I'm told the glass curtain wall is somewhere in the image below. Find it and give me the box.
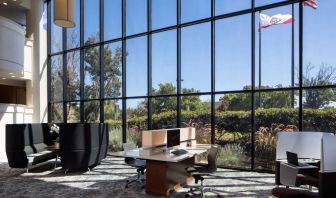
[48,0,336,171]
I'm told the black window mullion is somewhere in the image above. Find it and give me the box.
[100,0,105,123]
[147,0,152,130]
[80,0,85,123]
[299,1,303,130]
[177,0,181,127]
[63,28,67,123]
[251,0,256,171]
[210,0,215,144]
[122,0,127,143]
[47,0,52,123]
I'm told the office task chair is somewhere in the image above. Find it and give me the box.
[185,145,220,198]
[122,143,146,188]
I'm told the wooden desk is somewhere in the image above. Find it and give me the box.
[111,144,210,196]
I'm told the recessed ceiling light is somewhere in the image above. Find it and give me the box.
[11,76,16,78]
[9,72,14,75]
[3,2,8,5]
[1,78,6,80]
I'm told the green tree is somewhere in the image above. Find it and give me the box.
[218,85,294,111]
[302,63,336,108]
[83,36,123,122]
[151,83,177,114]
[134,83,205,115]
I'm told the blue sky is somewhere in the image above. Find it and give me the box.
[51,0,336,108]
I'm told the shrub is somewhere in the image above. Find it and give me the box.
[218,143,246,167]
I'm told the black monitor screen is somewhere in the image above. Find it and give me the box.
[167,129,180,148]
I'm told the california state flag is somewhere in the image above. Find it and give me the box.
[260,13,293,28]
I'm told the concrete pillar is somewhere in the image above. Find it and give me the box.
[26,0,48,123]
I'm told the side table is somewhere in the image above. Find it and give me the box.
[46,145,60,169]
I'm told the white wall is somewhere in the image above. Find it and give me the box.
[0,104,33,162]
[0,0,47,162]
[0,16,25,74]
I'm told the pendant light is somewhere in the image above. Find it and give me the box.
[54,0,75,28]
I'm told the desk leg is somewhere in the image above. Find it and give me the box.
[146,157,195,196]
[146,160,168,196]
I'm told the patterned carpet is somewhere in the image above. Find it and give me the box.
[0,157,275,198]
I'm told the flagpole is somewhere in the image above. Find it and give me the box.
[291,4,295,108]
[258,11,262,108]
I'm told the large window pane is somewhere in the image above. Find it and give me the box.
[216,14,251,91]
[127,99,148,147]
[84,46,100,99]
[51,55,63,102]
[216,0,251,15]
[51,1,62,53]
[84,0,100,44]
[104,0,122,41]
[104,42,122,98]
[67,51,80,100]
[255,0,284,7]
[152,97,177,129]
[67,0,80,49]
[181,95,211,144]
[181,0,211,23]
[303,1,336,87]
[152,30,177,95]
[67,102,80,123]
[254,90,299,171]
[126,36,147,97]
[152,0,176,30]
[51,103,63,123]
[256,6,295,89]
[182,23,211,93]
[105,100,123,152]
[215,93,251,169]
[84,101,100,122]
[126,0,147,36]
[303,88,336,132]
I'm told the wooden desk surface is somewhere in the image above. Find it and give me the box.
[110,144,211,163]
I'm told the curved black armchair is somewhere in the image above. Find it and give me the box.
[6,123,56,171]
[58,123,109,171]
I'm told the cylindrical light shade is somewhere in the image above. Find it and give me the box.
[54,0,75,28]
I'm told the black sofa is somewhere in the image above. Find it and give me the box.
[6,124,57,170]
[58,123,109,171]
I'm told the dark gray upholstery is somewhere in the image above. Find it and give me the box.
[6,124,56,168]
[58,123,109,170]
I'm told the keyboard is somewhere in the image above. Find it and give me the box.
[171,149,188,156]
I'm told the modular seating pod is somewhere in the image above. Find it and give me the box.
[58,123,109,171]
[6,123,56,169]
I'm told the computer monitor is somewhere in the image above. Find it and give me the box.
[167,129,180,148]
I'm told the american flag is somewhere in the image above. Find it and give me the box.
[303,0,318,9]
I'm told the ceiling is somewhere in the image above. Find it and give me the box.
[0,0,30,10]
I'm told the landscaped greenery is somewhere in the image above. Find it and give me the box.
[106,107,336,169]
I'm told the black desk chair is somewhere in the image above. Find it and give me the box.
[185,145,220,198]
[122,143,146,188]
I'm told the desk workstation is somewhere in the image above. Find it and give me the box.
[273,132,336,198]
[110,127,213,196]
